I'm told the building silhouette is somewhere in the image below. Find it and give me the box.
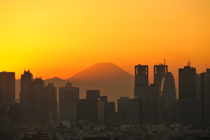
[43,83,57,123]
[134,64,148,88]
[154,64,168,87]
[59,82,79,125]
[31,78,45,123]
[136,86,161,124]
[199,69,210,127]
[118,97,143,124]
[160,72,176,123]
[19,70,33,124]
[179,64,196,99]
[0,72,15,103]
[134,64,161,124]
[204,73,210,126]
[118,97,130,115]
[78,98,104,124]
[177,63,200,126]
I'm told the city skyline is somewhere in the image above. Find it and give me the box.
[1,62,209,87]
[1,0,210,139]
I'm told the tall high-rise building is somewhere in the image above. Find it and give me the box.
[134,64,148,87]
[179,64,196,99]
[20,70,33,124]
[154,64,168,87]
[0,72,15,103]
[43,83,57,123]
[200,69,210,125]
[134,64,148,99]
[59,82,79,125]
[204,73,210,125]
[31,78,45,123]
[177,63,199,126]
[160,72,176,123]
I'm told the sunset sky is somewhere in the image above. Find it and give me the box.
[0,0,210,86]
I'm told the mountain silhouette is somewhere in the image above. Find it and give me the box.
[66,62,134,102]
[15,63,134,105]
[45,77,67,87]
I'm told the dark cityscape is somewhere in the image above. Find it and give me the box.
[1,0,210,140]
[0,62,210,140]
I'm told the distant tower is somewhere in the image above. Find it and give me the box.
[0,72,15,103]
[154,64,168,87]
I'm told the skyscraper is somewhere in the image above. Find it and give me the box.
[20,70,33,124]
[59,82,79,125]
[200,69,210,126]
[179,64,196,99]
[43,83,57,123]
[0,72,15,103]
[135,86,161,124]
[177,63,199,126]
[160,72,176,123]
[204,73,210,125]
[31,78,45,123]
[154,64,168,87]
[134,64,148,99]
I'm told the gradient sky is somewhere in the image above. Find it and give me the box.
[0,0,210,86]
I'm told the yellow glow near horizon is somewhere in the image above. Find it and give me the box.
[0,0,210,86]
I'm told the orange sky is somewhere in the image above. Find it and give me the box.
[0,0,210,86]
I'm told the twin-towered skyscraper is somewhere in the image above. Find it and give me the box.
[134,63,176,124]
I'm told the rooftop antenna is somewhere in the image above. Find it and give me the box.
[187,59,191,67]
[164,59,166,65]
